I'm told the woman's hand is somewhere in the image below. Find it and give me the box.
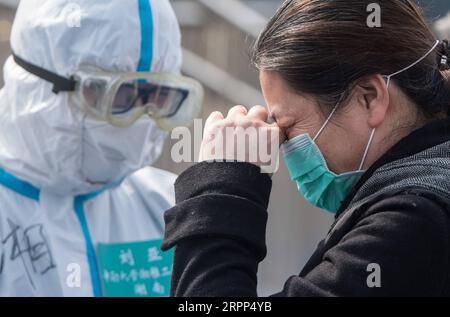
[199,105,284,173]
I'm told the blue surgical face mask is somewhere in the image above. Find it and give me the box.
[281,40,440,213]
[281,107,376,213]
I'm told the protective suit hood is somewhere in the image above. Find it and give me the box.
[0,0,182,195]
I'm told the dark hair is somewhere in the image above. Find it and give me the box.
[252,0,450,118]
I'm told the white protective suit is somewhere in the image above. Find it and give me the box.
[0,0,181,296]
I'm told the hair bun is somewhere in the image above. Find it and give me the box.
[438,39,450,70]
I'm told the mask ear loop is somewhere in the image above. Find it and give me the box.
[358,128,376,171]
[313,103,339,142]
[359,40,439,170]
[313,93,346,142]
[385,76,391,88]
[383,40,440,88]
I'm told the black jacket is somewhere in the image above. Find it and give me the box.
[162,118,450,297]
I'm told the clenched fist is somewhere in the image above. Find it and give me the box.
[199,105,284,174]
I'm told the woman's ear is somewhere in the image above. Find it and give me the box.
[354,74,390,128]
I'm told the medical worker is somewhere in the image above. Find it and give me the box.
[0,0,202,296]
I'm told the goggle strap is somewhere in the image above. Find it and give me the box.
[12,52,77,94]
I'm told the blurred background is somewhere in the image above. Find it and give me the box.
[0,0,450,295]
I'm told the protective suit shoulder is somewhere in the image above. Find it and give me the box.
[124,166,177,208]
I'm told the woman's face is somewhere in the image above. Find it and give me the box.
[260,71,387,174]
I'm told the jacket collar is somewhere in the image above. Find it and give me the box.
[336,117,450,218]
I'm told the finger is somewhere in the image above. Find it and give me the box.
[205,111,224,129]
[247,105,269,122]
[227,105,248,120]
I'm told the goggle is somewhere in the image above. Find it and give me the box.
[12,53,204,129]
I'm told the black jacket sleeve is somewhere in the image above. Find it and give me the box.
[161,162,450,297]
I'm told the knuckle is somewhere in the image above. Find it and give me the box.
[211,110,221,116]
[229,105,247,114]
[252,105,267,113]
[239,116,259,127]
[208,111,223,120]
